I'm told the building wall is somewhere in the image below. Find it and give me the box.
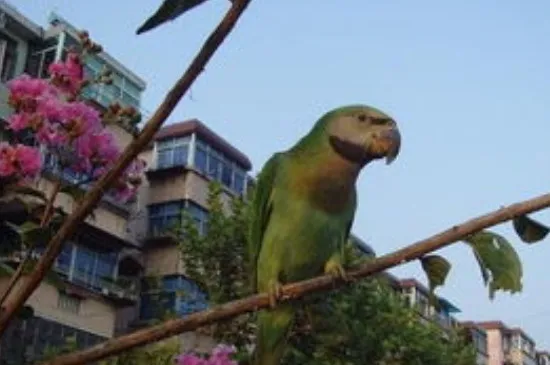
[486,329,504,365]
[0,276,116,337]
[143,244,184,277]
[35,177,131,242]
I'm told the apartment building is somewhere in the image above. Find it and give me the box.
[0,2,256,360]
[0,2,148,362]
[537,351,550,365]
[134,118,253,351]
[476,320,541,365]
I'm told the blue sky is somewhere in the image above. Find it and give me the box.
[15,0,550,349]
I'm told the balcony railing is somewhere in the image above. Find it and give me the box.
[1,250,139,302]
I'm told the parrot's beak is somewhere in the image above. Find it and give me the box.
[367,124,401,165]
[384,126,401,165]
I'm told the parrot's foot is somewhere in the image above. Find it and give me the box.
[324,260,352,283]
[267,280,283,308]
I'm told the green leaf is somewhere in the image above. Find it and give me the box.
[420,254,451,298]
[0,262,15,277]
[464,231,523,299]
[4,221,52,248]
[512,214,549,244]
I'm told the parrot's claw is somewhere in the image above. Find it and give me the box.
[324,261,352,283]
[267,280,283,308]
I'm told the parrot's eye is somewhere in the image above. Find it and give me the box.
[357,114,367,122]
[371,117,389,125]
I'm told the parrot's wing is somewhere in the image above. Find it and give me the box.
[248,152,283,292]
[136,0,209,35]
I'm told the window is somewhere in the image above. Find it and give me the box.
[72,245,117,290]
[0,33,17,82]
[195,142,208,172]
[148,200,209,237]
[233,168,246,194]
[149,201,184,236]
[139,275,208,321]
[207,150,222,179]
[186,201,209,236]
[156,137,190,169]
[57,292,81,314]
[55,244,73,276]
[192,138,248,195]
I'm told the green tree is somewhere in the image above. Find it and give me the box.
[176,182,477,365]
[177,181,254,350]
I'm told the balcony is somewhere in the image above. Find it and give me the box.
[1,248,139,305]
[42,153,136,216]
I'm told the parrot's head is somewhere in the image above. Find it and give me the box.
[323,104,401,166]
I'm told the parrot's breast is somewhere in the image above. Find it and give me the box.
[260,190,353,284]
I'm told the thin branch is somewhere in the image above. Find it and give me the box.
[0,0,253,335]
[41,192,550,365]
[0,179,62,306]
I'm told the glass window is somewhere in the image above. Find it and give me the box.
[149,201,184,236]
[221,159,233,187]
[194,143,208,173]
[95,251,117,283]
[122,91,139,108]
[0,33,17,82]
[186,201,209,236]
[207,152,221,180]
[55,244,73,276]
[156,137,190,169]
[124,80,142,99]
[233,168,245,194]
[85,55,104,73]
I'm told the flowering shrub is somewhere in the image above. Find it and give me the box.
[1,31,145,202]
[176,344,239,365]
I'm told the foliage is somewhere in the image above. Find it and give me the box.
[177,182,254,350]
[284,278,476,365]
[175,181,477,365]
[98,338,181,365]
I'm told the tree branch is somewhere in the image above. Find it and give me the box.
[0,0,253,335]
[41,192,550,365]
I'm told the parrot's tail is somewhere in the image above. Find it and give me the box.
[252,304,295,365]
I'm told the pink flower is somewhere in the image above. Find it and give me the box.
[7,113,32,131]
[176,353,207,365]
[7,74,57,112]
[60,101,101,139]
[16,144,42,176]
[0,143,41,179]
[48,52,84,96]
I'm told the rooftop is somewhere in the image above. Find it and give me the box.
[154,119,252,171]
[476,321,536,345]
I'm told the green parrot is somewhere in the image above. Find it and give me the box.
[136,0,233,35]
[248,104,401,365]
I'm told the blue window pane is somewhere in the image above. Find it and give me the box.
[157,150,171,169]
[173,145,188,166]
[96,252,116,282]
[221,161,233,187]
[73,246,96,287]
[207,154,221,180]
[233,170,245,194]
[56,244,72,275]
[194,146,207,173]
